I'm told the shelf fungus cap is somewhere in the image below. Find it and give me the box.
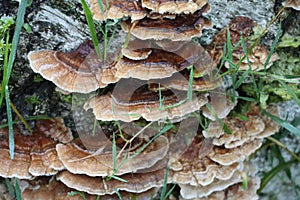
[28,40,120,93]
[90,0,146,21]
[121,4,211,41]
[179,168,244,199]
[141,0,209,14]
[117,41,212,80]
[35,118,73,143]
[148,70,221,92]
[224,44,279,71]
[169,136,242,187]
[204,104,280,148]
[84,80,208,122]
[57,168,169,195]
[283,0,300,10]
[202,90,238,121]
[121,38,152,60]
[0,120,68,179]
[207,139,262,166]
[56,135,169,176]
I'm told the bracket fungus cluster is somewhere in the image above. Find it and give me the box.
[18,0,282,199]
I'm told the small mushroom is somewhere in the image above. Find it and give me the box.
[141,0,209,14]
[283,0,300,10]
[90,0,146,21]
[56,135,169,176]
[121,4,211,41]
[56,168,169,195]
[28,40,120,93]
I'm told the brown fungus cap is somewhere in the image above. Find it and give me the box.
[283,0,300,10]
[148,69,221,92]
[224,44,279,71]
[117,41,212,80]
[22,178,158,200]
[28,40,120,93]
[207,139,262,166]
[179,174,260,200]
[203,104,280,148]
[84,81,208,122]
[141,0,209,14]
[178,167,244,199]
[56,168,169,195]
[0,119,70,179]
[121,4,211,41]
[35,118,73,143]
[56,135,169,176]
[169,136,243,187]
[90,0,146,21]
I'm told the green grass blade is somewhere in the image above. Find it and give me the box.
[0,0,27,106]
[160,166,169,200]
[15,179,22,200]
[115,190,124,200]
[263,25,281,70]
[187,66,193,101]
[111,175,128,183]
[5,86,14,159]
[97,0,105,14]
[258,160,296,193]
[112,131,117,171]
[68,191,87,200]
[277,80,300,107]
[80,0,102,59]
[262,110,300,137]
[5,178,15,198]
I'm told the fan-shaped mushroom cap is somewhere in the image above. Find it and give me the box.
[0,119,71,179]
[90,0,146,21]
[213,16,257,48]
[121,38,152,60]
[179,168,244,199]
[148,69,221,92]
[179,175,260,200]
[283,0,300,10]
[22,178,96,200]
[22,178,158,200]
[57,168,169,195]
[141,0,208,14]
[84,81,208,122]
[169,136,243,186]
[56,135,169,176]
[35,118,73,143]
[224,44,279,71]
[121,4,211,41]
[207,139,262,166]
[202,90,238,121]
[203,104,280,148]
[117,41,212,80]
[28,40,120,93]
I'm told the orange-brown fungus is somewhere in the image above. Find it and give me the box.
[121,4,211,41]
[28,40,120,93]
[0,118,71,179]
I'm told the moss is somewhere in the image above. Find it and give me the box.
[241,46,300,105]
[277,34,300,48]
[0,15,15,61]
